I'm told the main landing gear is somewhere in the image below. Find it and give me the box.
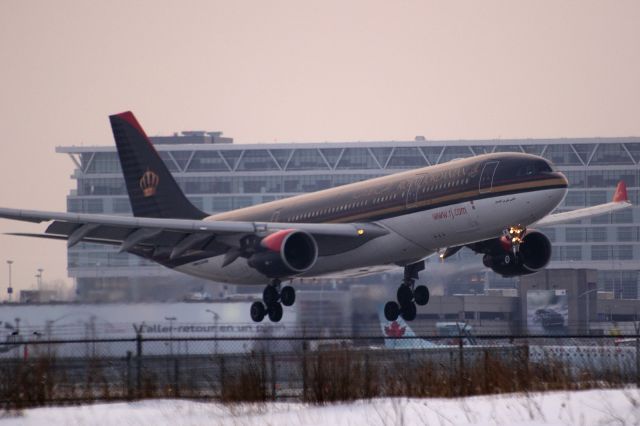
[384,261,430,322]
[250,279,296,323]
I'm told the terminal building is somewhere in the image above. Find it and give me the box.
[57,133,640,326]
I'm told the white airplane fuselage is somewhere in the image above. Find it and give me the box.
[175,153,568,285]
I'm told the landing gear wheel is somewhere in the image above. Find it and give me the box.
[267,303,283,322]
[414,285,429,306]
[263,286,279,305]
[384,301,400,322]
[250,302,266,322]
[397,285,413,306]
[401,302,417,321]
[280,286,296,306]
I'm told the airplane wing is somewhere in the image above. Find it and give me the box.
[0,207,389,259]
[533,180,632,227]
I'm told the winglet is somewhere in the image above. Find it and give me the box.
[613,181,628,203]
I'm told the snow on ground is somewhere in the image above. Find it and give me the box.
[1,389,640,426]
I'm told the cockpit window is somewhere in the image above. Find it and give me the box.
[537,160,553,172]
[516,160,553,177]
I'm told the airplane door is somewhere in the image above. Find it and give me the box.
[271,209,281,222]
[478,161,499,194]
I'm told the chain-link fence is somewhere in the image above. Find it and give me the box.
[0,334,639,408]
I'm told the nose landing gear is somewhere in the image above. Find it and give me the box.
[506,225,526,255]
[384,261,430,322]
[250,279,296,323]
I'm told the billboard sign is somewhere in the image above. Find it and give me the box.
[526,289,568,335]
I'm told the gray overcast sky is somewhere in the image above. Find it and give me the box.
[1,1,639,294]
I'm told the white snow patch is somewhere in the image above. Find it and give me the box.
[1,389,640,426]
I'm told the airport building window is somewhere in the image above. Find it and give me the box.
[336,148,379,169]
[586,227,608,242]
[587,191,607,205]
[287,149,329,170]
[493,145,523,153]
[387,147,427,169]
[187,151,229,172]
[421,147,444,164]
[564,170,586,188]
[591,213,610,225]
[113,198,132,214]
[370,147,393,167]
[157,152,179,172]
[85,152,122,174]
[565,246,583,261]
[479,312,506,320]
[440,146,473,163]
[591,245,610,261]
[169,151,192,170]
[590,143,634,165]
[80,178,127,196]
[564,191,585,207]
[236,150,280,171]
[543,144,582,165]
[319,148,343,168]
[566,228,585,242]
[613,209,633,224]
[572,143,597,163]
[613,245,634,260]
[624,143,640,163]
[617,227,639,242]
[521,145,545,155]
[587,169,637,188]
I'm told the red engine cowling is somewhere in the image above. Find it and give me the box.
[248,229,318,278]
[480,230,552,277]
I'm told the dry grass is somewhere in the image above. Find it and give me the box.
[0,343,635,408]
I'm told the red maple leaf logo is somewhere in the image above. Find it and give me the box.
[384,321,406,338]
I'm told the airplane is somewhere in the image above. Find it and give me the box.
[0,112,632,324]
[378,305,477,349]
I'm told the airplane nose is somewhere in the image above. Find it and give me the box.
[557,172,569,188]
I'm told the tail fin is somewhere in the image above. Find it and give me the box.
[377,305,435,349]
[109,111,206,219]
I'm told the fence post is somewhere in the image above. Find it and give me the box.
[458,336,465,396]
[448,349,454,396]
[174,358,180,397]
[636,327,640,388]
[136,333,143,397]
[302,340,308,401]
[126,351,132,400]
[483,350,489,393]
[270,354,276,401]
[219,355,225,400]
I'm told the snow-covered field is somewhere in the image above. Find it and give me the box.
[1,389,639,425]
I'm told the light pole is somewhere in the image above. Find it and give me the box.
[165,316,177,356]
[6,260,13,303]
[206,309,220,354]
[578,288,599,335]
[36,268,43,292]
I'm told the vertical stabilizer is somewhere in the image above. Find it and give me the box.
[109,111,207,219]
[377,305,435,349]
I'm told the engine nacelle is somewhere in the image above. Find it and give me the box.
[248,229,318,278]
[481,230,552,277]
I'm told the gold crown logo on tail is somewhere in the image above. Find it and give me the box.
[140,169,159,197]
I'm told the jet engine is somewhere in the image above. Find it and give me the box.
[475,230,552,277]
[248,229,318,278]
